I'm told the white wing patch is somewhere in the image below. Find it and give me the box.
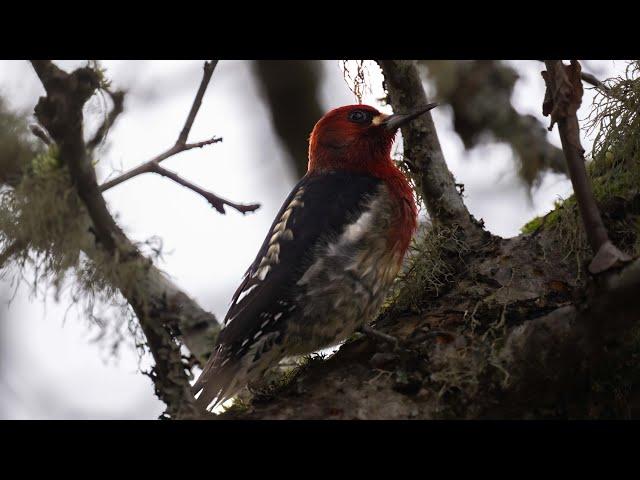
[235,283,258,304]
[224,187,304,328]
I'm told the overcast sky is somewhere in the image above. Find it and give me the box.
[0,60,626,419]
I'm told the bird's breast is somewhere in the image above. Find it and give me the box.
[288,184,411,351]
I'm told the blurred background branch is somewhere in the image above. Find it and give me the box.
[252,60,324,177]
[420,60,568,186]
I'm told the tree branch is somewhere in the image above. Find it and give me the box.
[581,70,610,93]
[30,59,221,418]
[542,60,631,274]
[99,60,220,192]
[148,162,260,214]
[377,60,485,243]
[498,256,640,404]
[99,136,222,191]
[87,89,125,151]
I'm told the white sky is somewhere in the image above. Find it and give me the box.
[0,60,626,418]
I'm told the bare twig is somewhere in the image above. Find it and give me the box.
[99,135,222,191]
[148,162,260,214]
[99,60,220,191]
[542,60,631,274]
[97,60,259,215]
[178,61,218,144]
[581,71,610,93]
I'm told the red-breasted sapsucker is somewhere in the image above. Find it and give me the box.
[193,103,438,410]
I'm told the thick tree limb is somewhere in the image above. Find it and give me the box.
[542,60,631,274]
[377,60,485,242]
[30,60,220,418]
[499,256,640,404]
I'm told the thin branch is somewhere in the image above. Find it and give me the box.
[542,60,631,274]
[581,71,610,93]
[148,162,260,214]
[178,60,218,144]
[100,61,219,192]
[87,89,125,151]
[99,136,222,191]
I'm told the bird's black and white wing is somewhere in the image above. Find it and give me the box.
[192,170,382,408]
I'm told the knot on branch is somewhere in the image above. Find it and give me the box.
[33,63,101,142]
[542,60,583,131]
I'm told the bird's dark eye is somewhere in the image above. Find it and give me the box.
[348,110,371,124]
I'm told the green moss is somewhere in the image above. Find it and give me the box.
[30,145,61,176]
[384,223,468,315]
[246,352,327,403]
[520,216,543,235]
[0,159,158,354]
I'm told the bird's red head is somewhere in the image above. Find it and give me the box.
[307,104,437,176]
[308,105,393,174]
[307,103,437,254]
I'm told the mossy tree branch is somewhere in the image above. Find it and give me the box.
[30,60,220,419]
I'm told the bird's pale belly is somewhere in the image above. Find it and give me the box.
[286,189,404,353]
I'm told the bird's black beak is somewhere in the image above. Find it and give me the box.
[382,102,439,130]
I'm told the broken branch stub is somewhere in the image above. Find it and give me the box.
[542,60,631,274]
